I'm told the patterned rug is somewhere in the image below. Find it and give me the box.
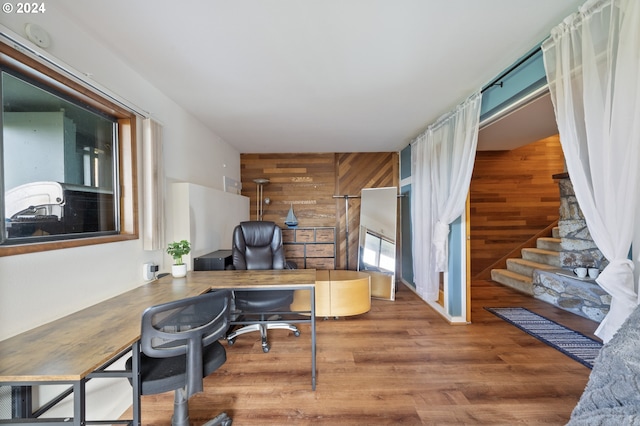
[485,307,603,369]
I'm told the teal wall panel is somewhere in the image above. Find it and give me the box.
[480,47,547,122]
[400,183,414,286]
[400,145,412,180]
[447,216,463,317]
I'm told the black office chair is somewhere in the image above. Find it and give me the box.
[226,221,300,353]
[127,290,233,426]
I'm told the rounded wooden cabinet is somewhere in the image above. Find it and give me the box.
[291,270,371,317]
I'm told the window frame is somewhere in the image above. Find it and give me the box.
[0,43,138,256]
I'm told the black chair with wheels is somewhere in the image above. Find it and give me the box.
[226,220,300,353]
[127,290,233,426]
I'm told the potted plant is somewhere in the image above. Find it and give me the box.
[167,240,191,278]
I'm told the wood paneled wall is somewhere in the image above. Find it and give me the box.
[241,154,336,228]
[469,135,565,277]
[335,153,399,269]
[240,152,398,270]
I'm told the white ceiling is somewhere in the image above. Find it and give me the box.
[477,90,559,151]
[56,0,583,154]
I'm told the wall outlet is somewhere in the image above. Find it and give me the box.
[142,262,158,281]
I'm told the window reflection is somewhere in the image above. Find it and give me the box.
[361,229,395,273]
[2,70,119,242]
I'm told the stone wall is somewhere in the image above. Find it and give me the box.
[531,173,610,323]
[557,175,607,270]
[533,270,610,322]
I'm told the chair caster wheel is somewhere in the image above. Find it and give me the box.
[262,345,270,353]
[203,412,233,426]
[293,330,301,337]
[227,338,235,346]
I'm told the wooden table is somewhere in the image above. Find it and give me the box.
[0,269,316,425]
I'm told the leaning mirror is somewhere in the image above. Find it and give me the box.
[358,187,397,300]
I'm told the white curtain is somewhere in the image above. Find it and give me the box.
[542,0,640,342]
[411,92,482,301]
[142,118,165,251]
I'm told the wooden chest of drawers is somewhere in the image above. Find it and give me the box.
[282,227,336,269]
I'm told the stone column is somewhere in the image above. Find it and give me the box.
[555,173,606,270]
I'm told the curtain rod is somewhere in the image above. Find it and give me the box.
[481,46,542,94]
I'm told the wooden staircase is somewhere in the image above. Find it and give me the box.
[490,227,561,295]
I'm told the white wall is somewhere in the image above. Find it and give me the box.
[170,182,250,267]
[0,9,242,420]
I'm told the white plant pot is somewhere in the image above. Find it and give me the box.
[171,264,187,278]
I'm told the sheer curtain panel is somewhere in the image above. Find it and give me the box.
[411,92,482,301]
[142,118,165,251]
[542,0,640,342]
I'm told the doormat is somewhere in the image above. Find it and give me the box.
[485,307,603,369]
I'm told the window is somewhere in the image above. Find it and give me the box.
[0,43,138,255]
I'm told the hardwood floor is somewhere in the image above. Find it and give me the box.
[122,279,599,425]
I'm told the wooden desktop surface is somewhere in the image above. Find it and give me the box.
[0,269,316,382]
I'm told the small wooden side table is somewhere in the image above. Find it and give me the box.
[292,270,371,317]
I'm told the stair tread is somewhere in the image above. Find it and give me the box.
[491,269,533,283]
[506,258,557,270]
[538,237,561,243]
[522,247,559,255]
[536,236,562,252]
[491,269,535,295]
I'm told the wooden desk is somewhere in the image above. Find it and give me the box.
[0,269,316,425]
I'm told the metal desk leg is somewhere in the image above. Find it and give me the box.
[132,342,141,425]
[11,386,31,418]
[73,380,85,426]
[310,287,316,390]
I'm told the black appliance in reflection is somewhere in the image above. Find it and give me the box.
[5,181,115,238]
